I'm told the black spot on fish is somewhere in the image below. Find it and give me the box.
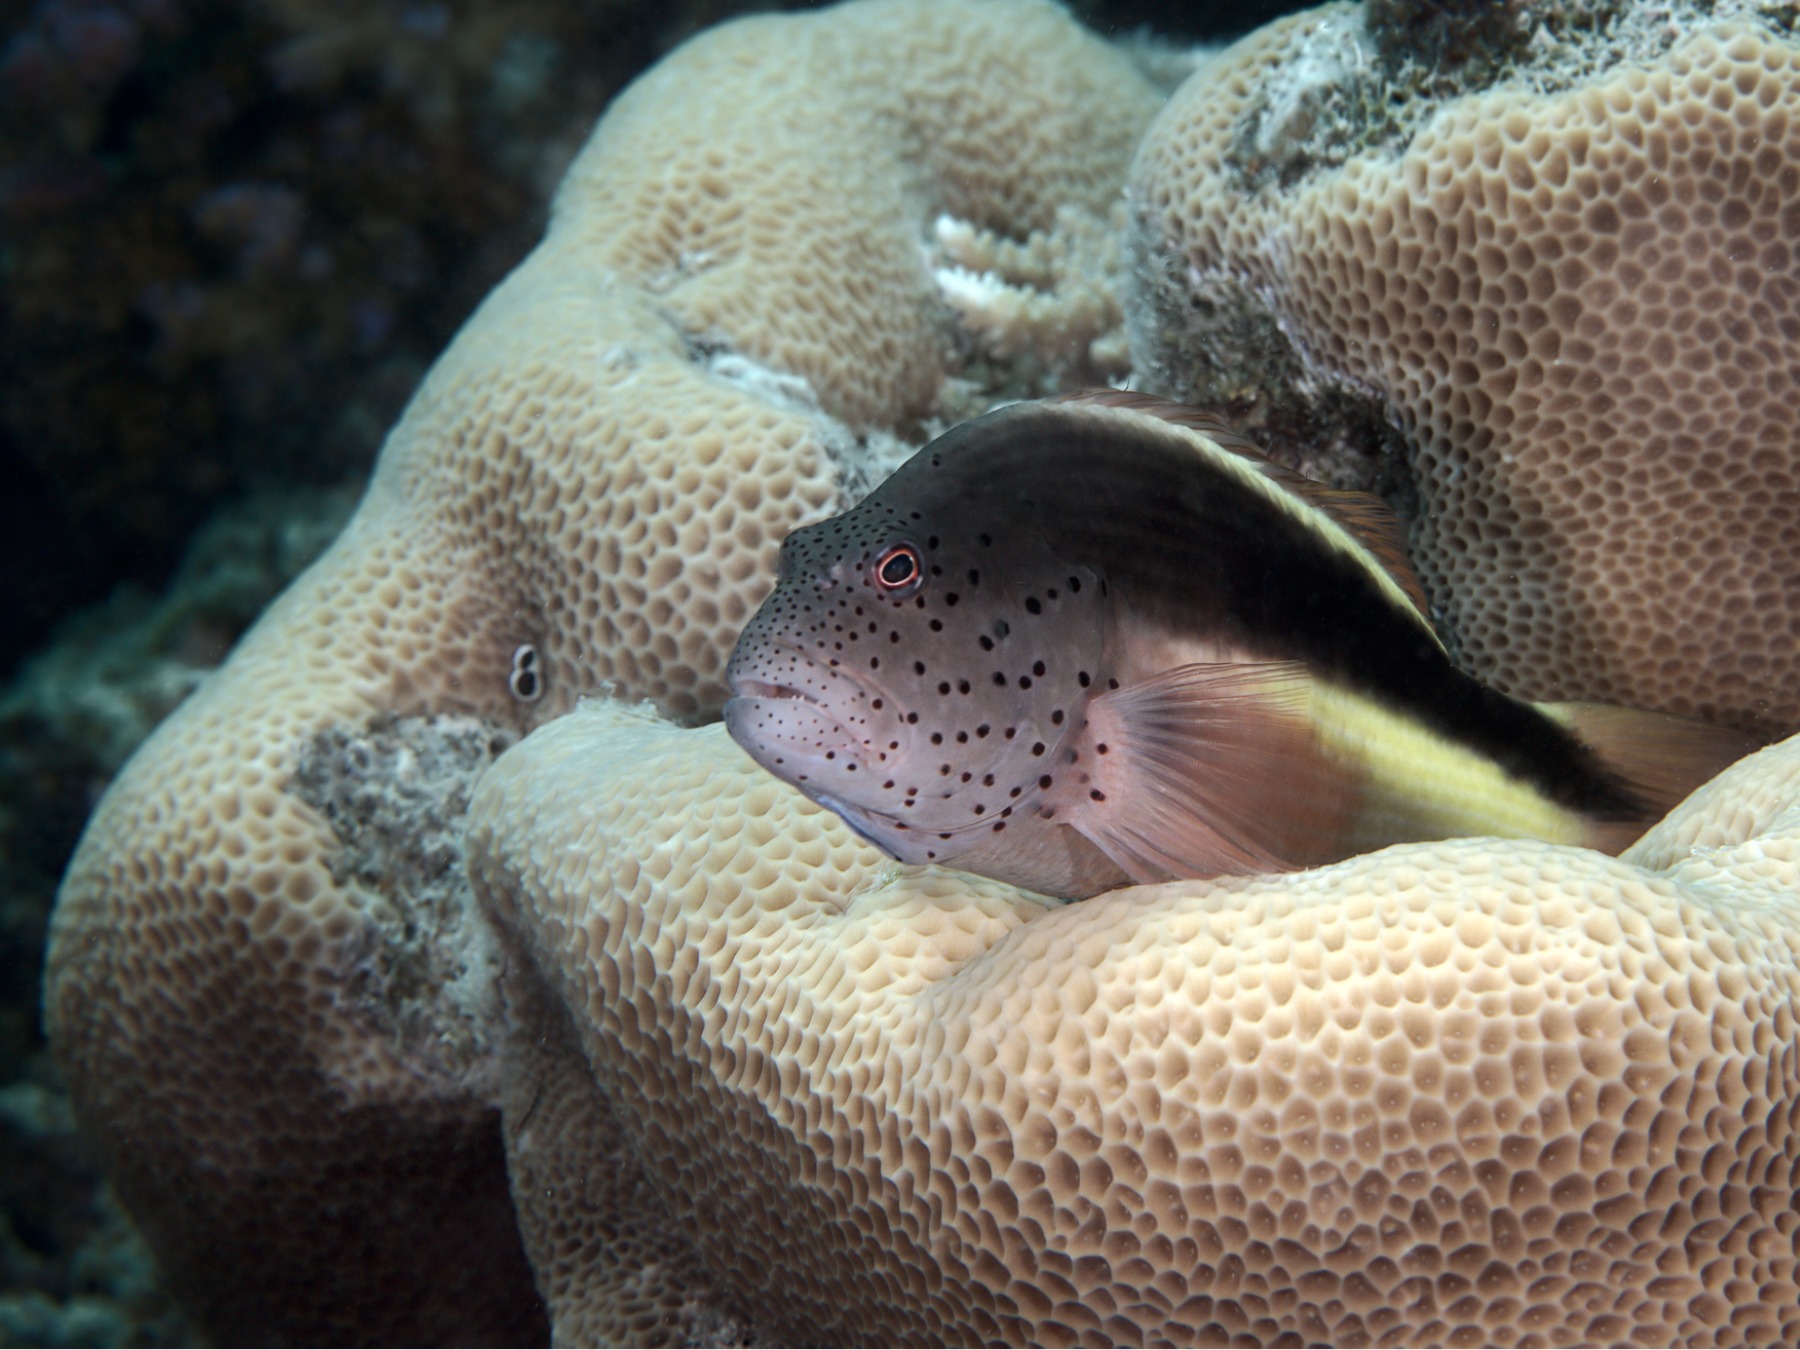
[958,680,971,695]
[982,773,995,786]
[979,532,992,546]
[976,725,990,738]
[914,661,926,675]
[967,569,980,585]
[979,635,994,651]
[1030,742,1045,756]
[1039,775,1053,789]
[930,732,943,745]
[1097,743,1110,754]
[1025,597,1041,615]
[1051,710,1064,726]
[872,698,884,709]
[1079,671,1091,687]
[1090,789,1106,801]
[1032,661,1046,676]
[1019,676,1033,689]
[938,682,951,695]
[993,673,1006,686]
[929,619,943,632]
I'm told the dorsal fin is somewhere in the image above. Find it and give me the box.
[1050,389,1434,621]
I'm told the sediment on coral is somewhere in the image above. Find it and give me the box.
[289,713,516,1086]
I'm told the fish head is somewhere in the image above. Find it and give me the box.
[725,477,1112,866]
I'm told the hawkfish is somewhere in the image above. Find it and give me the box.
[724,391,1757,899]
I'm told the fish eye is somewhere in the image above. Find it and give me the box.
[872,542,923,596]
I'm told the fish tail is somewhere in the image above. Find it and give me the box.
[1538,702,1767,852]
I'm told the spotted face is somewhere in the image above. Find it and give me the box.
[724,478,1111,866]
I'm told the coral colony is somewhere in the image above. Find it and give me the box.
[41,1,1800,1345]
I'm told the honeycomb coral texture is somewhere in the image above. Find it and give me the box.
[45,0,1800,1343]
[41,0,1160,1340]
[472,702,1800,1347]
[1129,5,1800,730]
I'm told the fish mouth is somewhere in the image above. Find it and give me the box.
[729,678,813,703]
[724,648,909,775]
[728,641,909,721]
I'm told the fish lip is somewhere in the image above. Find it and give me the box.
[730,677,813,703]
[735,641,913,721]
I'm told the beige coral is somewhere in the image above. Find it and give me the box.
[42,1,1161,1339]
[471,699,1800,1347]
[1127,2,1800,732]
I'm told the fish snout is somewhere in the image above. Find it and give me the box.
[723,651,912,785]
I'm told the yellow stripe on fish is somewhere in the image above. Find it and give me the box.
[1305,680,1591,854]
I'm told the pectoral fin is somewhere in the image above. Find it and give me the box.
[1063,662,1358,882]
